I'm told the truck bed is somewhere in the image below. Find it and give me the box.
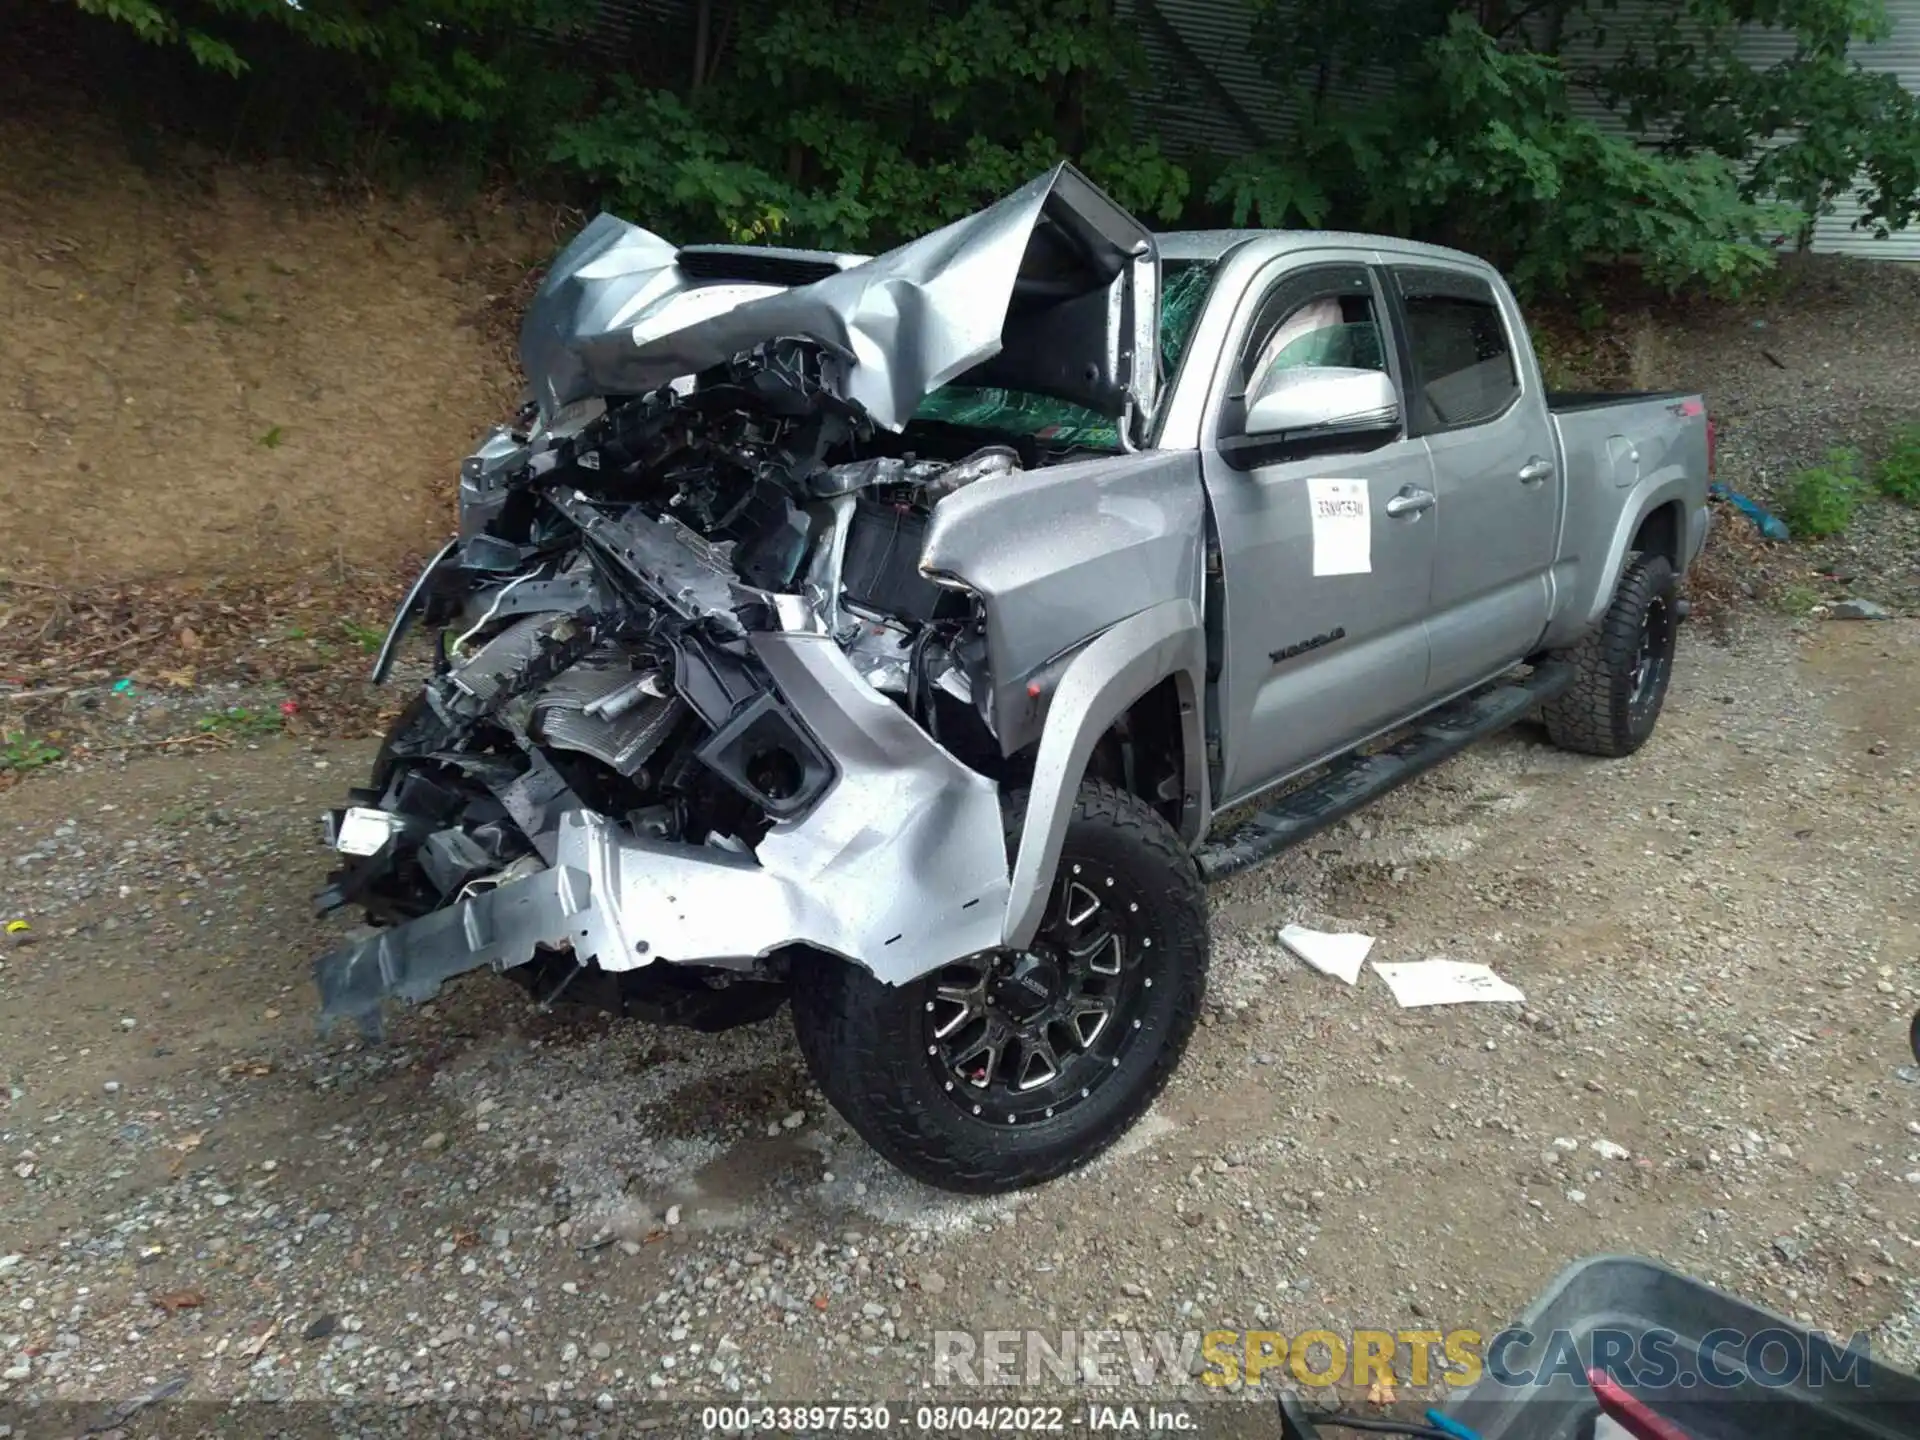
[1547,388,1693,413]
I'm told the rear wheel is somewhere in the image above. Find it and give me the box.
[789,780,1208,1193]
[1543,554,1679,758]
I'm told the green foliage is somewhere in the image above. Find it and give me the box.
[65,0,594,175]
[338,618,386,653]
[62,0,1920,296]
[1875,425,1920,503]
[1215,18,1783,295]
[1780,447,1866,537]
[1772,580,1822,615]
[1224,0,1920,296]
[196,706,284,737]
[549,0,1189,249]
[1588,0,1920,242]
[0,733,63,773]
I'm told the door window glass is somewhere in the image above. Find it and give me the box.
[1393,268,1519,430]
[1239,270,1387,398]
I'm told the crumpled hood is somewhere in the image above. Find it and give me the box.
[519,162,1160,434]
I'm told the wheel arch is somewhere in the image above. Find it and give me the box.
[1572,480,1697,635]
[1630,499,1685,572]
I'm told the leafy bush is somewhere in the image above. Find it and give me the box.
[0,733,63,773]
[56,0,1920,293]
[1210,19,1783,297]
[548,0,1190,249]
[1876,425,1920,503]
[1222,0,1920,298]
[1780,449,1867,538]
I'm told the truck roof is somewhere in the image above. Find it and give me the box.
[1157,229,1493,270]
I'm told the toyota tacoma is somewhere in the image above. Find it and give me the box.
[312,164,1712,1193]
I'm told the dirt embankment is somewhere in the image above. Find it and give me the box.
[0,110,542,587]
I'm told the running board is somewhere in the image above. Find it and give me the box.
[1194,661,1575,883]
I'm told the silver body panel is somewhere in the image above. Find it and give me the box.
[316,631,1009,1022]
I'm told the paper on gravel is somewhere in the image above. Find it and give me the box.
[1371,959,1525,1007]
[1277,924,1374,986]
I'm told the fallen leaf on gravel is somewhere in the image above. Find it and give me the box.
[170,1131,206,1152]
[157,667,197,688]
[1367,1376,1397,1406]
[152,1289,204,1313]
[452,1228,480,1250]
[218,1060,273,1078]
[237,1320,279,1358]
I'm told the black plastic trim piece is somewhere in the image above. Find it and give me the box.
[1194,662,1575,882]
[693,691,838,821]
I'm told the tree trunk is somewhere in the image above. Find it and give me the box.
[692,0,712,90]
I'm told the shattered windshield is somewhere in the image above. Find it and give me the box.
[910,258,1218,449]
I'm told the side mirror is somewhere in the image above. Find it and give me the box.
[1244,367,1400,441]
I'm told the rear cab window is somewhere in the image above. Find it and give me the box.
[1389,266,1520,433]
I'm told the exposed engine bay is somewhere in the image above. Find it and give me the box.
[310,162,1200,1035]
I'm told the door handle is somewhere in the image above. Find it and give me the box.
[1518,457,1555,484]
[1385,488,1435,518]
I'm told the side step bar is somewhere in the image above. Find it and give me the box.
[1194,661,1575,883]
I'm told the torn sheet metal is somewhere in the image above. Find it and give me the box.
[520,163,1159,433]
[313,630,1010,1025]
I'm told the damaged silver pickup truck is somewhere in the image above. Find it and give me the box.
[313,164,1711,1193]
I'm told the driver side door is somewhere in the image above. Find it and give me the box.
[1200,258,1438,806]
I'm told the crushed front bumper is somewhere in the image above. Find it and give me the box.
[313,631,1012,1028]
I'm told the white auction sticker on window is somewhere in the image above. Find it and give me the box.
[1308,477,1371,576]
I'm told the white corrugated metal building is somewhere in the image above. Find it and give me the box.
[1131,0,1920,260]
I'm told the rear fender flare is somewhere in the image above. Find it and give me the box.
[1574,476,1698,636]
[1001,599,1207,951]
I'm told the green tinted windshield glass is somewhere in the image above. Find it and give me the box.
[911,259,1217,447]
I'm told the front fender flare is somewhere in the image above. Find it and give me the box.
[1001,599,1207,951]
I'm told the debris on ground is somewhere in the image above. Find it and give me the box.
[1371,959,1527,1007]
[1829,598,1891,620]
[1,616,1916,1405]
[1277,924,1375,985]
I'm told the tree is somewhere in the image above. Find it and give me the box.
[55,0,1920,291]
[1217,0,1920,293]
[1588,0,1920,245]
[547,0,1191,248]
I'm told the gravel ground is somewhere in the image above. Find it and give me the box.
[2,612,1916,1428]
[1646,255,1920,614]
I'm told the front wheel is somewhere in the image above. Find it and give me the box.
[789,780,1209,1194]
[1542,554,1679,758]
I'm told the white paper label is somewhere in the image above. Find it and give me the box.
[1277,924,1375,986]
[1371,959,1527,1008]
[1308,477,1371,576]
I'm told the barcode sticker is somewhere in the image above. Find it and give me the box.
[1308,477,1371,576]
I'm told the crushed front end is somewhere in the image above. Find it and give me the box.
[311,162,1161,1036]
[313,343,1024,1033]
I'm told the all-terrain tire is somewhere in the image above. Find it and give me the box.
[788,780,1209,1194]
[1542,553,1679,758]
